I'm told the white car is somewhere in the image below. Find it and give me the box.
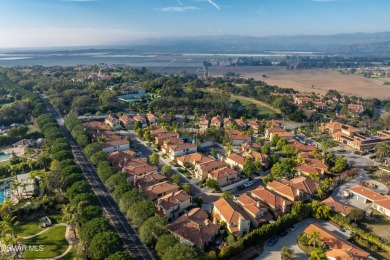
[243,181,254,188]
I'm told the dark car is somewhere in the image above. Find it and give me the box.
[267,236,278,246]
[278,230,288,238]
[237,185,245,191]
[339,226,346,232]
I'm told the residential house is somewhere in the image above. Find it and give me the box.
[322,197,354,217]
[176,153,214,168]
[12,139,34,148]
[265,127,293,140]
[150,128,168,137]
[349,185,390,217]
[105,116,120,128]
[165,143,197,159]
[249,119,261,134]
[119,115,134,130]
[348,104,364,115]
[304,224,370,260]
[121,86,146,96]
[199,115,209,130]
[82,121,108,135]
[210,115,222,128]
[288,139,316,152]
[134,172,167,188]
[156,190,192,221]
[236,193,273,227]
[146,113,157,124]
[235,118,247,130]
[133,114,147,127]
[194,160,227,181]
[102,136,130,153]
[251,187,292,217]
[225,153,246,171]
[280,176,319,198]
[223,117,235,128]
[160,113,172,123]
[155,132,180,145]
[208,167,240,188]
[107,150,137,171]
[266,180,304,202]
[167,208,220,248]
[242,151,270,168]
[213,198,251,236]
[295,165,323,178]
[238,142,261,153]
[141,181,180,201]
[231,134,251,146]
[124,163,158,182]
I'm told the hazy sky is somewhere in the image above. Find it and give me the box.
[0,0,389,47]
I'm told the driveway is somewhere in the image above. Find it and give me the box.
[256,218,351,260]
[331,145,374,168]
[332,168,389,210]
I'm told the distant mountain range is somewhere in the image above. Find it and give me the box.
[3,32,390,55]
[120,32,390,54]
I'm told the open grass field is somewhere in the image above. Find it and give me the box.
[361,213,390,241]
[16,213,64,237]
[208,66,390,99]
[229,94,280,119]
[22,225,68,259]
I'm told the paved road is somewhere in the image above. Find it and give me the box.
[40,95,154,260]
[256,218,351,260]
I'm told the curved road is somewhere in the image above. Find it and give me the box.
[39,95,154,260]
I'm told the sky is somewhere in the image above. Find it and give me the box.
[0,0,389,48]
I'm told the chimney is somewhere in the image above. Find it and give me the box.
[256,201,261,208]
[296,189,301,198]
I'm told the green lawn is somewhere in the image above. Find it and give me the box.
[15,220,43,237]
[360,213,390,240]
[373,77,390,84]
[22,225,69,259]
[16,213,64,237]
[27,124,41,134]
[229,94,280,119]
[61,244,84,260]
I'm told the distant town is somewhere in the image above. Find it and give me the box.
[0,64,390,260]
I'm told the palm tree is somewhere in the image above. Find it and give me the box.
[309,248,327,260]
[62,205,77,238]
[0,215,17,238]
[308,231,321,248]
[0,199,13,217]
[281,246,294,260]
[37,152,50,170]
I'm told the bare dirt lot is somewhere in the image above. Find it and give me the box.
[208,66,390,99]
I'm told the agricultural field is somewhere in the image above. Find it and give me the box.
[208,66,390,99]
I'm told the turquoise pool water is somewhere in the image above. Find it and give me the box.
[0,152,11,161]
[0,188,9,204]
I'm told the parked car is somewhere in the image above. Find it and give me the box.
[339,226,346,232]
[243,181,254,188]
[278,230,288,238]
[267,236,278,246]
[236,185,245,191]
[289,224,299,232]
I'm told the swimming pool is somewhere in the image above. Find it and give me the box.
[0,187,10,204]
[0,152,11,161]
